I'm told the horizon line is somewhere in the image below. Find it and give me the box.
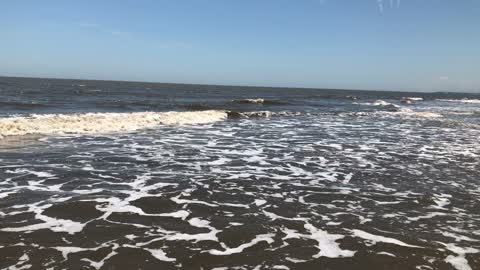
[0,75,478,94]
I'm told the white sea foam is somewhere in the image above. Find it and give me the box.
[443,243,479,270]
[254,199,267,206]
[6,168,55,178]
[233,98,265,104]
[304,224,356,258]
[407,212,447,222]
[356,100,396,107]
[1,203,86,235]
[0,110,228,138]
[393,107,443,118]
[209,233,275,255]
[403,97,424,101]
[437,99,480,104]
[346,107,443,118]
[2,253,31,270]
[350,229,422,248]
[145,248,176,262]
[54,246,102,260]
[373,100,394,106]
[167,217,219,242]
[378,251,396,257]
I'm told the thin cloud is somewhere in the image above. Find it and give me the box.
[78,22,131,38]
[377,0,384,13]
[377,0,402,13]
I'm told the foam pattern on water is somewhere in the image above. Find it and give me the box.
[0,112,479,270]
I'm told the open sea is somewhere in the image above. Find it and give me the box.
[0,76,479,270]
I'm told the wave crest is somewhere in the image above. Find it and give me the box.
[341,108,443,119]
[0,110,227,138]
[354,100,399,108]
[437,99,480,104]
[227,111,301,119]
[231,98,289,105]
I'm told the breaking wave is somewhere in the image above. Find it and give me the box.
[226,111,302,118]
[437,99,480,104]
[0,110,228,138]
[402,97,424,101]
[355,100,397,107]
[341,108,443,119]
[231,98,289,105]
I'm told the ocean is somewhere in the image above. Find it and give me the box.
[0,76,479,270]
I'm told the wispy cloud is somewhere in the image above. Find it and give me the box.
[377,0,384,13]
[78,22,132,38]
[377,0,402,14]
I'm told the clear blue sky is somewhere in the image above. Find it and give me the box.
[1,0,479,92]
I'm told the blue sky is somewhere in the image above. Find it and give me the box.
[1,0,479,92]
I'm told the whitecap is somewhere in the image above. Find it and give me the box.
[0,110,227,138]
[437,99,480,104]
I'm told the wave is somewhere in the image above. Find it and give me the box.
[231,98,289,105]
[341,108,443,119]
[402,97,424,101]
[305,95,359,100]
[354,100,396,107]
[0,110,227,138]
[371,100,396,106]
[401,97,424,104]
[354,100,403,112]
[397,110,443,118]
[437,99,480,104]
[226,111,302,119]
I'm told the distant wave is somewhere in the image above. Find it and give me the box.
[0,110,227,138]
[395,108,443,118]
[231,98,290,105]
[354,100,403,112]
[341,108,443,119]
[354,100,396,107]
[400,97,424,104]
[84,89,103,93]
[437,99,480,104]
[402,97,424,101]
[227,111,302,118]
[306,95,359,100]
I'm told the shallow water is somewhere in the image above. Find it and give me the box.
[0,77,479,270]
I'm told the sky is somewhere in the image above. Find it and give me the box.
[0,0,479,92]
